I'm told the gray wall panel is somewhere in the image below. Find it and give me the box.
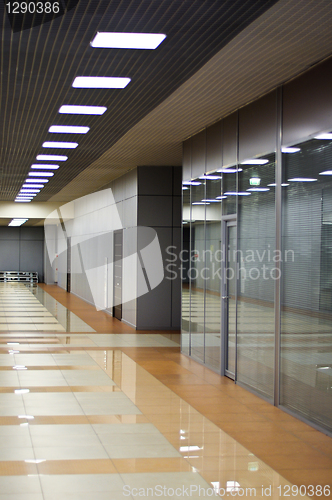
[19,240,44,280]
[0,228,19,240]
[191,130,206,178]
[20,227,44,240]
[138,166,173,196]
[223,112,238,167]
[0,227,44,280]
[136,227,173,329]
[173,165,182,196]
[138,196,173,227]
[206,121,222,173]
[239,90,277,161]
[283,58,332,145]
[173,196,181,228]
[0,241,20,270]
[172,227,182,328]
[183,139,191,181]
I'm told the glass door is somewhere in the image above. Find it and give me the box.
[223,220,237,379]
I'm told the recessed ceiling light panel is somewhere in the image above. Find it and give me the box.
[29,172,54,177]
[59,105,107,115]
[288,178,317,182]
[91,32,166,49]
[31,164,59,169]
[314,133,332,140]
[25,178,49,183]
[49,125,90,134]
[281,147,301,153]
[241,159,269,165]
[42,142,78,149]
[36,155,68,161]
[72,76,131,89]
[22,184,44,188]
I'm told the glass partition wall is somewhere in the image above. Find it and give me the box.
[281,137,332,432]
[181,88,332,434]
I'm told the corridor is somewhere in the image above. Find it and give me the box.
[0,283,330,499]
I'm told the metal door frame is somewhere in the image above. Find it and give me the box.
[113,230,123,321]
[221,215,237,380]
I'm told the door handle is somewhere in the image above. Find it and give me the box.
[222,296,229,299]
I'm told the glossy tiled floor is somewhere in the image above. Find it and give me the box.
[0,283,331,500]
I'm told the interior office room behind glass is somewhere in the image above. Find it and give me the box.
[181,57,332,436]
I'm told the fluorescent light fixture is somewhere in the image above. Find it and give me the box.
[18,415,34,419]
[319,171,332,175]
[25,178,49,183]
[15,200,31,202]
[72,76,131,89]
[8,219,28,226]
[13,365,27,370]
[314,133,332,140]
[288,178,317,182]
[91,32,166,49]
[268,183,289,187]
[59,105,107,115]
[247,187,270,192]
[31,164,59,169]
[23,184,44,188]
[201,199,221,202]
[179,446,202,452]
[25,459,46,464]
[182,186,189,190]
[217,167,243,173]
[241,159,269,165]
[199,175,221,180]
[282,147,301,153]
[227,481,241,493]
[42,142,78,149]
[192,202,210,205]
[49,125,90,134]
[20,189,40,193]
[224,192,251,196]
[183,181,201,186]
[29,172,54,177]
[216,196,227,199]
[36,154,68,161]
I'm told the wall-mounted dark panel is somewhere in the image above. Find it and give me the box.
[206,121,222,173]
[183,140,191,181]
[283,58,332,146]
[173,166,182,197]
[138,166,173,196]
[239,90,277,161]
[191,130,206,179]
[223,112,238,167]
[138,196,173,227]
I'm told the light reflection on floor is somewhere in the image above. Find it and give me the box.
[0,283,328,499]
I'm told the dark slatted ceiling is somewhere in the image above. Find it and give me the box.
[0,0,278,201]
